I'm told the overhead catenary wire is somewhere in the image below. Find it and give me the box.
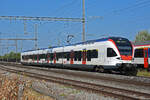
[57,1,81,18]
[113,0,150,14]
[94,0,150,18]
[51,0,77,16]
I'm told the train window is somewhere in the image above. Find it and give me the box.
[25,55,28,60]
[107,48,117,57]
[39,54,45,59]
[67,52,70,61]
[56,53,60,61]
[50,53,53,60]
[63,52,67,58]
[82,50,87,61]
[31,55,34,59]
[87,50,91,61]
[33,55,35,59]
[39,54,41,59]
[70,51,74,58]
[56,53,59,61]
[25,55,27,60]
[25,55,27,59]
[145,50,148,58]
[46,53,49,60]
[34,55,37,60]
[77,51,81,61]
[28,55,30,59]
[57,52,63,60]
[148,48,150,58]
[38,54,40,59]
[54,53,56,60]
[74,51,78,61]
[27,55,30,59]
[41,54,43,59]
[29,55,32,59]
[91,49,98,58]
[134,49,144,58]
[61,52,64,58]
[44,54,46,58]
[22,56,24,60]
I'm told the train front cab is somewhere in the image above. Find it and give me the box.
[105,37,138,75]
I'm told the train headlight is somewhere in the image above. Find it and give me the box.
[116,57,122,60]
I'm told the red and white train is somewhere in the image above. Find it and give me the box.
[132,41,150,71]
[21,37,137,75]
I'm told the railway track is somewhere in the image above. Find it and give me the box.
[0,63,150,99]
[1,62,150,87]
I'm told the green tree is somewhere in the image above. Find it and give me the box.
[135,30,150,42]
[0,51,21,62]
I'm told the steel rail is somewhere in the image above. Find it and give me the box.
[0,65,150,100]
[2,62,150,87]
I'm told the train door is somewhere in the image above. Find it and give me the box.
[107,48,117,65]
[33,55,34,63]
[37,54,39,63]
[54,52,56,64]
[148,48,150,67]
[47,53,50,63]
[70,50,74,64]
[82,49,87,64]
[144,48,149,68]
[100,46,105,64]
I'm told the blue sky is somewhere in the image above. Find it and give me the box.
[0,0,150,54]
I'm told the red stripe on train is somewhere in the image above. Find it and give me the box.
[82,50,86,64]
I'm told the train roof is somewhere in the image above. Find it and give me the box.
[22,37,127,53]
[132,41,150,46]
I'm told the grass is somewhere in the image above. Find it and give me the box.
[137,70,150,77]
[60,93,66,97]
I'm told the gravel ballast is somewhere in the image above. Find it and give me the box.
[0,66,117,100]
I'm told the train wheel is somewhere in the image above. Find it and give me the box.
[95,66,104,73]
[119,70,126,75]
[95,67,99,72]
[125,68,137,76]
[99,66,105,73]
[120,66,137,76]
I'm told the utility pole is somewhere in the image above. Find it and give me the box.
[82,0,86,42]
[24,19,27,34]
[21,40,23,52]
[15,39,18,62]
[15,40,18,53]
[34,24,38,50]
[0,33,1,58]
[6,40,9,62]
